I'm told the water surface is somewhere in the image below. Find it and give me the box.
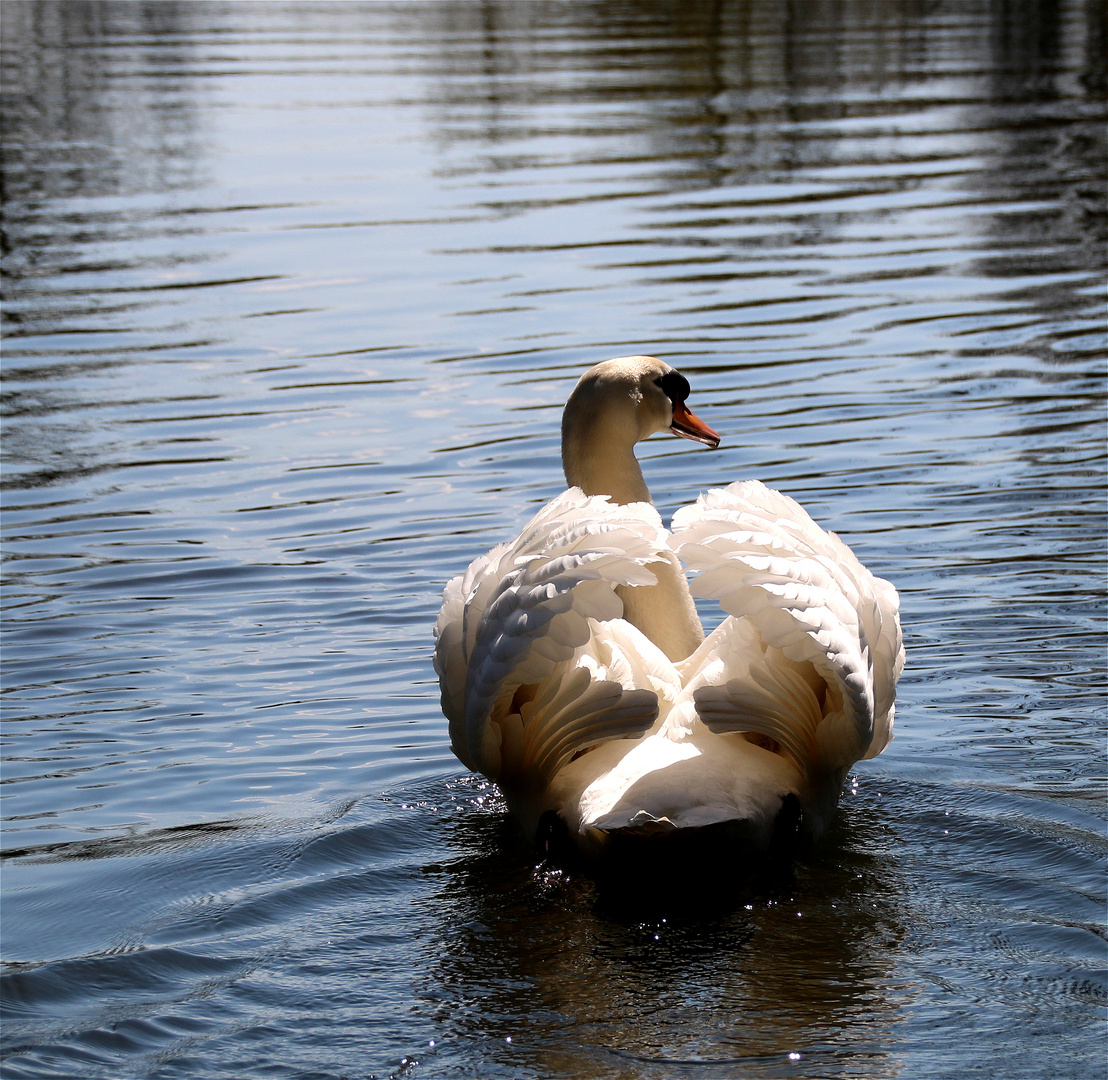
[2,2,1105,1078]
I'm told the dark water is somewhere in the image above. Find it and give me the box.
[2,2,1105,1077]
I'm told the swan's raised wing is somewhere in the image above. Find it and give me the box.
[434,489,672,786]
[672,481,904,780]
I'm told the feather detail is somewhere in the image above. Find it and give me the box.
[672,480,904,777]
[433,488,669,783]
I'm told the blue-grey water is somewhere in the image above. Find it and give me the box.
[2,2,1105,1078]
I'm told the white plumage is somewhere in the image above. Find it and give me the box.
[434,356,904,858]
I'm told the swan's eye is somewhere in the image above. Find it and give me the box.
[654,370,691,406]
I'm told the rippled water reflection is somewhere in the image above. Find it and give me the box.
[2,2,1105,1078]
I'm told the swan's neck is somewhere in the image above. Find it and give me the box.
[562,423,652,506]
[615,555,704,663]
[561,415,704,662]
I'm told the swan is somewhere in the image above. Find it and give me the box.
[434,355,904,860]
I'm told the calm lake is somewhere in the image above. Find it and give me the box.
[2,2,1105,1078]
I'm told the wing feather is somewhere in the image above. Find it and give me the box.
[672,480,904,776]
[434,489,670,782]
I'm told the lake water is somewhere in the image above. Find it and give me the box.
[2,2,1105,1077]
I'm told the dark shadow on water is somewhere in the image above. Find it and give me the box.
[534,811,809,922]
[414,792,907,1079]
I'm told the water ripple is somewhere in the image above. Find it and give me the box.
[2,2,1104,1078]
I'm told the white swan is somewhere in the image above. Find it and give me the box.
[434,356,904,859]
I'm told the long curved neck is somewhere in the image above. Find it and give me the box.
[615,555,704,662]
[562,411,652,505]
[561,411,704,662]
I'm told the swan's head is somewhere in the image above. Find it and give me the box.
[562,355,720,452]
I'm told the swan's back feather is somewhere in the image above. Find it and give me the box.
[433,489,669,783]
[672,480,904,776]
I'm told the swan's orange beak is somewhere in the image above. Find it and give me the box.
[670,400,720,449]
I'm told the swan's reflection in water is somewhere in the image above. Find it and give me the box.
[418,788,905,1078]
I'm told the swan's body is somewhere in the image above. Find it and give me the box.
[434,356,903,858]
